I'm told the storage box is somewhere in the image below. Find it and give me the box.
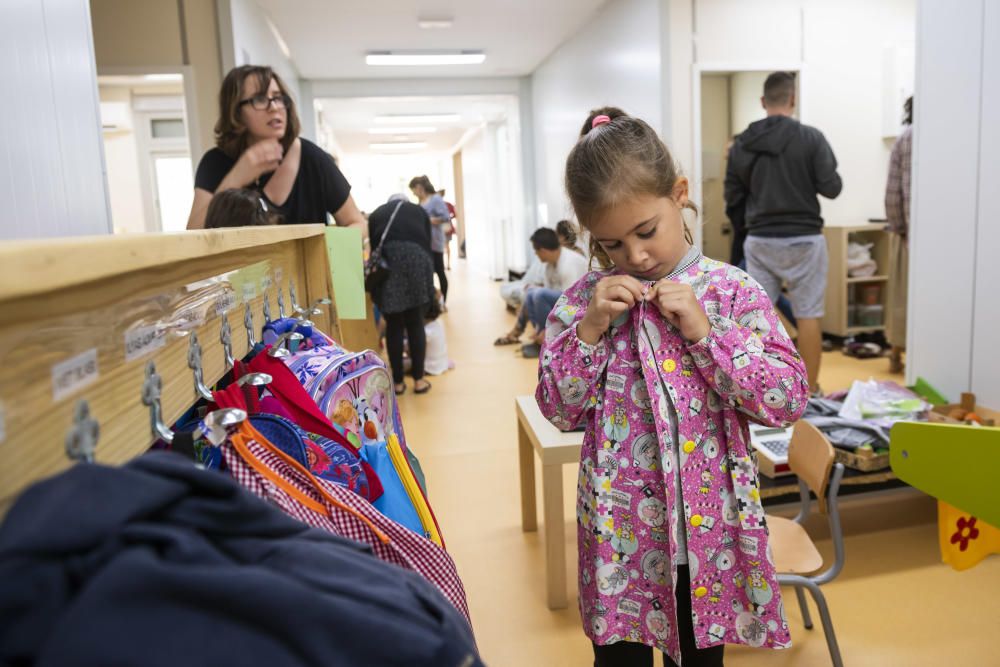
[834,446,890,472]
[928,392,999,426]
[856,304,884,326]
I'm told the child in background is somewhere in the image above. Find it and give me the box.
[536,107,808,666]
[204,188,279,228]
[423,290,453,376]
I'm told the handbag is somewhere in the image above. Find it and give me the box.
[364,201,404,293]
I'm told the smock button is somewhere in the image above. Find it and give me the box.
[694,586,708,598]
[661,359,676,372]
[691,514,703,527]
[683,440,696,454]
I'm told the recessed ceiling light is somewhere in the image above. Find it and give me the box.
[370,142,429,150]
[366,51,485,66]
[368,126,437,135]
[374,114,460,124]
[418,17,453,29]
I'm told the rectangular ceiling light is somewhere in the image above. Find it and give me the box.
[374,114,460,124]
[418,18,453,29]
[368,127,437,135]
[370,142,429,150]
[366,51,485,66]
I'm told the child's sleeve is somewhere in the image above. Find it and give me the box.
[535,277,610,431]
[685,275,809,427]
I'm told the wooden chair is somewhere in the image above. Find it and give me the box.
[765,420,846,667]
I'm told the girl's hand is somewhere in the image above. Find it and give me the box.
[646,280,711,342]
[578,275,645,345]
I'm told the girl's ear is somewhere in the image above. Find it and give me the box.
[671,177,690,207]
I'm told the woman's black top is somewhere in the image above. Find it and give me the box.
[194,138,351,224]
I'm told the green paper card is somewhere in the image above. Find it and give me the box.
[324,227,366,320]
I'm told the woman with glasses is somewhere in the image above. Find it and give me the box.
[187,65,365,230]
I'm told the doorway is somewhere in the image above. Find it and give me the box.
[694,68,802,264]
[98,71,195,233]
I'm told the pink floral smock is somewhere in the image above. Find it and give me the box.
[536,249,809,662]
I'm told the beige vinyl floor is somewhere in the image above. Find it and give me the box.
[393,260,1000,667]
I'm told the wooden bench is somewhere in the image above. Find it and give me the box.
[516,395,583,610]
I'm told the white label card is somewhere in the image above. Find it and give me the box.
[242,281,256,304]
[124,325,166,362]
[52,349,99,402]
[215,291,237,316]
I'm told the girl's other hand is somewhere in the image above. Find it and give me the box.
[646,280,711,342]
[578,275,644,345]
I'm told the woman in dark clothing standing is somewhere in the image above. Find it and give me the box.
[409,175,449,304]
[187,65,366,230]
[368,194,436,396]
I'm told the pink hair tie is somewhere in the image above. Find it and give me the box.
[592,114,611,129]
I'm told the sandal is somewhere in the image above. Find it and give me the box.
[414,380,432,394]
[394,383,407,395]
[494,331,523,346]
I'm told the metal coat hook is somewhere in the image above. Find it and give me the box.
[65,400,99,463]
[141,360,174,444]
[244,302,257,349]
[262,289,272,323]
[220,314,235,370]
[293,298,331,328]
[289,279,301,312]
[237,372,272,387]
[277,289,286,319]
[186,332,214,401]
[197,407,247,446]
[267,330,305,358]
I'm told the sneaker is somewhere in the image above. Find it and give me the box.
[521,343,541,359]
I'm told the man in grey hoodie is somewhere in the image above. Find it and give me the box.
[724,71,842,393]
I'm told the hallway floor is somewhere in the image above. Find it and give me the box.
[393,260,1000,667]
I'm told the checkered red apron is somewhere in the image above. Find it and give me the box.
[223,430,471,626]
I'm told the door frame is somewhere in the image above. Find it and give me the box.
[690,62,807,252]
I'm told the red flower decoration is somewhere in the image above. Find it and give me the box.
[951,516,981,552]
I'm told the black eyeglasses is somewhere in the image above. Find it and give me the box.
[239,93,291,111]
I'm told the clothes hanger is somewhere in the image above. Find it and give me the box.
[142,359,247,447]
[268,330,305,358]
[186,332,214,401]
[244,302,258,349]
[220,313,235,372]
[65,399,98,463]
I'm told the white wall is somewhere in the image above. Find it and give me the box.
[336,153,453,216]
[531,0,663,228]
[671,0,916,227]
[1,0,110,239]
[909,0,999,406]
[220,0,301,104]
[460,127,490,276]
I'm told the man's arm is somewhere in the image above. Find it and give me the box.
[813,131,843,199]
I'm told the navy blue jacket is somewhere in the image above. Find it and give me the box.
[0,452,482,667]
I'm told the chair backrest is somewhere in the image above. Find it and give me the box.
[788,420,835,506]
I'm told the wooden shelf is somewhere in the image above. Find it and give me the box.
[823,225,895,337]
[847,275,889,283]
[847,325,887,335]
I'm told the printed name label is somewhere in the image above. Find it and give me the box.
[52,349,99,401]
[125,325,166,362]
[215,291,237,316]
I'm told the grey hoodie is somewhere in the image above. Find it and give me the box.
[724,115,842,237]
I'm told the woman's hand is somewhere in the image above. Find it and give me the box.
[645,280,711,342]
[577,275,645,345]
[231,139,284,186]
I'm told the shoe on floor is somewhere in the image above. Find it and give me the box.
[521,343,540,359]
[414,380,432,394]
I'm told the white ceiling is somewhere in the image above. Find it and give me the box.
[257,0,609,79]
[317,94,517,155]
